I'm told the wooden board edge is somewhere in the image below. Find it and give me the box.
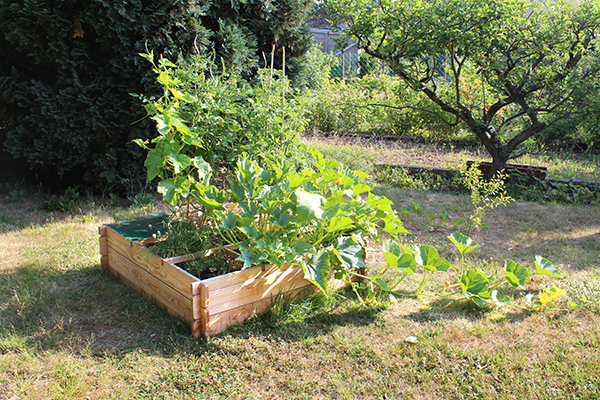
[192,308,209,338]
[107,247,193,320]
[206,286,312,335]
[105,226,198,297]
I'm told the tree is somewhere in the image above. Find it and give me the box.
[331,0,600,174]
[0,0,313,193]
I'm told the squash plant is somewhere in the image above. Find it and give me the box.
[193,148,408,294]
[378,232,579,311]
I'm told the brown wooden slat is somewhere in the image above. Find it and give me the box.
[207,286,312,335]
[200,263,278,292]
[191,308,209,338]
[100,255,109,272]
[106,227,197,298]
[205,264,311,315]
[107,247,192,320]
[99,236,108,256]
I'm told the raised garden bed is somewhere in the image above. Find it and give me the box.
[99,214,313,337]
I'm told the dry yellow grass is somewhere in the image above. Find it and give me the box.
[1,184,599,399]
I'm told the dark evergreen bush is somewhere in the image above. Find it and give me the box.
[0,0,312,193]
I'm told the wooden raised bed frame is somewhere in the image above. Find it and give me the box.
[99,220,313,337]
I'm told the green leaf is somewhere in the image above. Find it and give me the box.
[412,202,423,212]
[144,150,164,182]
[157,71,179,87]
[351,182,372,196]
[168,153,191,174]
[460,270,490,306]
[304,250,331,294]
[413,245,439,267]
[432,257,451,272]
[333,236,365,271]
[238,248,259,270]
[491,290,511,306]
[504,259,530,288]
[219,210,239,231]
[157,178,175,204]
[328,216,355,232]
[383,239,402,257]
[193,156,212,184]
[294,241,314,255]
[396,254,417,274]
[534,256,562,278]
[195,186,227,211]
[447,233,480,256]
[374,278,389,290]
[295,188,326,222]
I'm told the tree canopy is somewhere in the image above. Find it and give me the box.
[331,0,600,172]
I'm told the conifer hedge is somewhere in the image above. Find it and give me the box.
[0,0,311,193]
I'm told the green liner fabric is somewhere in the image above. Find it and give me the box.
[107,214,169,242]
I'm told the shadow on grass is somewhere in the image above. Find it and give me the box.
[403,296,531,325]
[0,261,383,363]
[223,286,384,342]
[0,263,194,357]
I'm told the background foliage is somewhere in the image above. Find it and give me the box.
[0,0,312,193]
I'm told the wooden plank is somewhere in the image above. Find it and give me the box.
[107,247,192,320]
[200,263,279,292]
[191,308,209,338]
[205,263,311,315]
[165,245,239,265]
[105,227,197,297]
[99,225,107,236]
[99,236,108,256]
[190,283,209,320]
[100,255,109,272]
[207,286,312,335]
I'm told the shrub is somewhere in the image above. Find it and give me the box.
[298,69,469,137]
[0,0,312,194]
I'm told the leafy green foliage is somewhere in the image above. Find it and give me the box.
[505,173,600,206]
[462,167,513,234]
[0,0,210,193]
[331,0,600,173]
[191,147,407,295]
[43,187,80,212]
[378,232,576,311]
[298,72,465,137]
[135,53,305,212]
[0,0,313,193]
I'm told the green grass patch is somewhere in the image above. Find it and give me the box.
[1,156,599,399]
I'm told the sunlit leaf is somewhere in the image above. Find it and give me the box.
[534,256,562,278]
[157,178,175,204]
[413,245,439,267]
[539,286,566,305]
[304,250,331,294]
[491,290,511,306]
[328,216,355,232]
[460,270,490,306]
[333,236,365,271]
[447,233,480,255]
[396,254,417,274]
[383,239,402,257]
[504,259,530,288]
[295,188,326,222]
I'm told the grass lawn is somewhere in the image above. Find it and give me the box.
[1,142,600,399]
